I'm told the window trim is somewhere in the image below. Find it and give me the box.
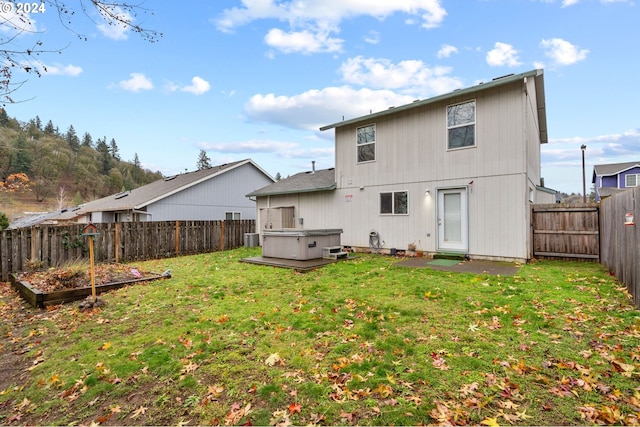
[225,211,241,220]
[379,190,409,215]
[625,174,639,187]
[446,100,476,151]
[356,123,376,164]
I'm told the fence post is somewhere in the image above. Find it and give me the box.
[115,222,120,263]
[175,220,180,256]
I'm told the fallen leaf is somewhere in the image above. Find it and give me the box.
[481,416,500,426]
[288,402,301,414]
[130,406,147,419]
[265,353,282,366]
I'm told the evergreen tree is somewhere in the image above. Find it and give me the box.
[133,153,141,168]
[72,191,83,206]
[34,116,42,130]
[65,125,80,153]
[81,132,93,148]
[274,172,282,181]
[95,137,113,174]
[11,134,32,174]
[0,108,10,127]
[44,120,55,135]
[0,211,9,230]
[109,138,120,160]
[196,149,212,170]
[26,119,40,139]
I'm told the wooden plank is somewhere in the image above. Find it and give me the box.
[533,251,600,259]
[1,230,9,281]
[534,230,599,236]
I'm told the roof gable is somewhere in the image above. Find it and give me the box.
[80,159,273,213]
[593,161,640,177]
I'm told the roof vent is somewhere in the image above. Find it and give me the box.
[114,191,130,199]
[164,175,177,181]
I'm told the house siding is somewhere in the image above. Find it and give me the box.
[329,78,538,261]
[147,163,272,221]
[619,167,640,189]
[253,71,548,262]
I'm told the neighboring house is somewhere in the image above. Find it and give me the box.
[60,159,274,224]
[592,161,640,201]
[248,69,556,262]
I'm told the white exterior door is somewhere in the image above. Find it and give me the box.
[437,188,468,252]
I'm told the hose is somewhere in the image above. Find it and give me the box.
[369,231,381,253]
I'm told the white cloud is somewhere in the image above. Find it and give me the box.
[486,42,522,67]
[538,0,632,6]
[245,86,416,131]
[118,73,153,92]
[217,0,447,31]
[339,56,463,97]
[364,31,381,45]
[0,9,38,33]
[181,76,211,95]
[97,5,132,40]
[540,38,589,66]
[43,63,83,77]
[216,0,446,54]
[541,128,640,193]
[437,44,458,59]
[198,139,334,160]
[264,27,343,54]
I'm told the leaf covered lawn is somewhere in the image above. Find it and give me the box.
[1,247,639,425]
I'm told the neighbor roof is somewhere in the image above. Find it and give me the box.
[592,161,640,180]
[320,69,548,144]
[78,159,272,213]
[246,168,336,197]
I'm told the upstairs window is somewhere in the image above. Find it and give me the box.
[625,174,639,187]
[380,191,408,215]
[357,124,376,163]
[447,100,475,149]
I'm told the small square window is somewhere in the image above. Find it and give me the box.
[380,191,408,215]
[225,212,241,220]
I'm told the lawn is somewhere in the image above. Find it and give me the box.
[0,247,639,426]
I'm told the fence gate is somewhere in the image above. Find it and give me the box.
[531,203,600,261]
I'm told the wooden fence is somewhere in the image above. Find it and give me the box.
[531,203,600,261]
[600,187,640,309]
[0,220,255,281]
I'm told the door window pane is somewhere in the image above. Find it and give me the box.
[443,193,462,242]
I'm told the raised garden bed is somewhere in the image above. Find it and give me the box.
[10,263,171,308]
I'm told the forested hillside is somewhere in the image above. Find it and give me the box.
[0,109,164,221]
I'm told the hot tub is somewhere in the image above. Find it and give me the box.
[262,229,343,260]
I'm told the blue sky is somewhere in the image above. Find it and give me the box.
[2,0,639,195]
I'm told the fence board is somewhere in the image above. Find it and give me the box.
[531,203,600,261]
[600,187,640,308]
[1,220,255,281]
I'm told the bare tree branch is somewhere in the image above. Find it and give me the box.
[0,0,161,104]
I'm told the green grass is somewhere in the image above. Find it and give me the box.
[1,247,639,426]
